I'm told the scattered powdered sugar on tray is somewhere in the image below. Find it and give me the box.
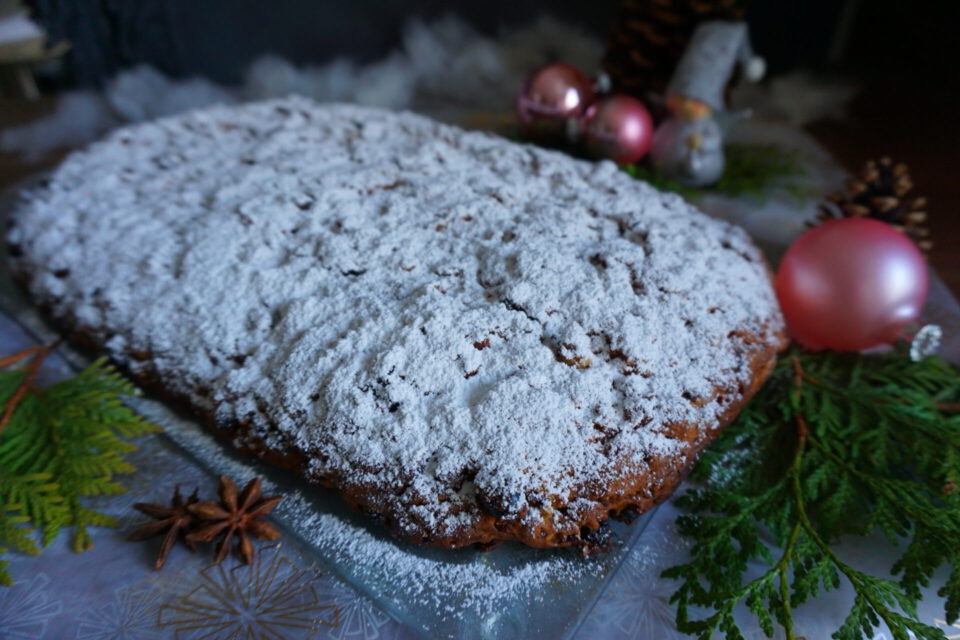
[8,96,782,543]
[139,396,609,633]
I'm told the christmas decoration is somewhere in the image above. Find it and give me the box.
[187,476,282,565]
[649,99,725,187]
[602,0,746,99]
[666,346,960,640]
[513,61,658,165]
[515,20,764,174]
[127,486,200,570]
[776,218,928,352]
[910,324,943,362]
[647,21,762,187]
[579,94,654,164]
[814,156,932,254]
[516,62,595,143]
[157,546,341,637]
[665,21,764,113]
[0,347,160,586]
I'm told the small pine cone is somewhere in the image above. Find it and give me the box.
[871,196,899,213]
[843,204,872,217]
[813,156,932,255]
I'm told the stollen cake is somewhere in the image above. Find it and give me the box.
[7,97,786,553]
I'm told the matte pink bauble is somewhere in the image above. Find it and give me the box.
[775,218,928,351]
[579,95,654,164]
[516,63,595,139]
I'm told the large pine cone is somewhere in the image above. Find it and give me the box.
[602,0,746,98]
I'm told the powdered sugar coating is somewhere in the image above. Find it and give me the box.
[9,97,783,542]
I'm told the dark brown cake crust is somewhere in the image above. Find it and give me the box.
[31,296,784,554]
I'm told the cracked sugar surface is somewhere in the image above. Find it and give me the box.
[9,97,783,536]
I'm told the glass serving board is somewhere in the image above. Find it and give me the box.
[0,181,656,640]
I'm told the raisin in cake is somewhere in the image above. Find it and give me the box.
[7,97,786,553]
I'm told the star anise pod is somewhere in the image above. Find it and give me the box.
[186,475,282,564]
[127,485,200,569]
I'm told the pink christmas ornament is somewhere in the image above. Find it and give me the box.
[516,63,595,140]
[775,218,928,352]
[579,94,654,165]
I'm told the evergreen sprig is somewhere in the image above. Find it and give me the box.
[665,346,960,639]
[0,348,160,585]
[624,143,813,201]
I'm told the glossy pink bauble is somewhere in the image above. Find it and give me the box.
[579,94,654,164]
[775,218,928,351]
[516,63,595,139]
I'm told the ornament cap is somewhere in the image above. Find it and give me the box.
[593,71,613,95]
[909,324,942,361]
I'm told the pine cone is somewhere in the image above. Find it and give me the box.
[602,0,745,99]
[815,157,932,254]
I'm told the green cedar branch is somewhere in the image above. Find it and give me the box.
[0,347,160,585]
[665,347,960,640]
[624,143,814,202]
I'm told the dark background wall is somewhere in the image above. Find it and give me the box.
[5,1,958,295]
[28,0,948,89]
[26,0,622,87]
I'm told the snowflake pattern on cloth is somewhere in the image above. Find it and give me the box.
[0,573,62,640]
[314,580,404,640]
[76,587,166,640]
[157,545,339,639]
[577,512,690,639]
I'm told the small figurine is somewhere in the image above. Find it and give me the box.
[650,21,763,187]
[650,96,726,187]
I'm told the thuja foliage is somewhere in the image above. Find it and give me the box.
[0,347,159,585]
[625,143,813,201]
[666,346,960,640]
